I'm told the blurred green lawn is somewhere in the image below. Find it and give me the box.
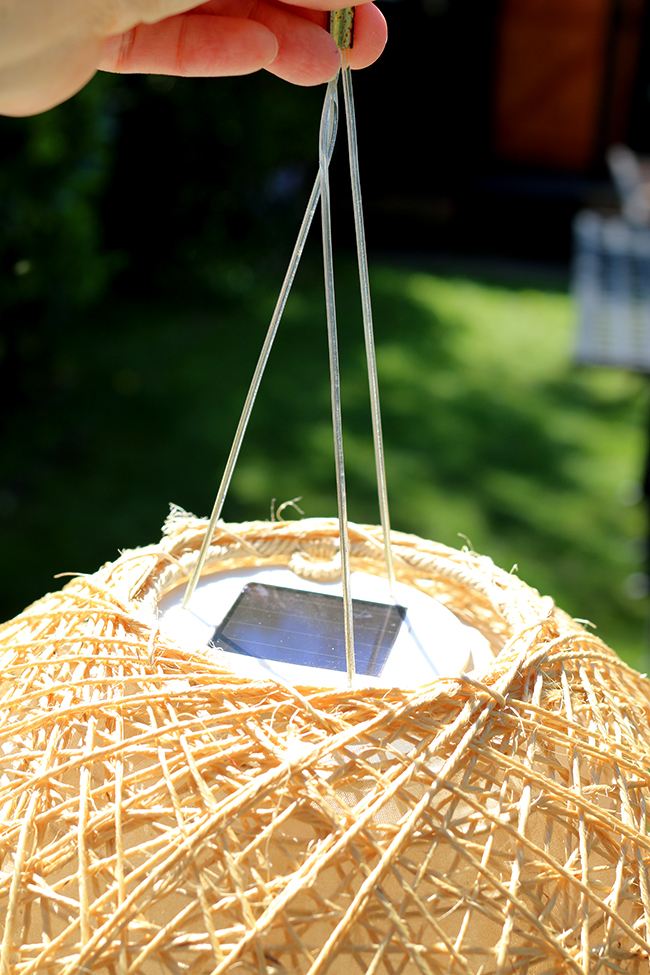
[2,256,648,669]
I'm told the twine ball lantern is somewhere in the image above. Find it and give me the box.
[1,511,649,974]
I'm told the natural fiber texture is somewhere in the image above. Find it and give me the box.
[1,511,650,975]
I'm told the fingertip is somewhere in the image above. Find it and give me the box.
[255,25,280,68]
[265,21,341,87]
[348,3,387,70]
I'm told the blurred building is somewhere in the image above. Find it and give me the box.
[348,0,650,262]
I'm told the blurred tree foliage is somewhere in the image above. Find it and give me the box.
[0,69,327,620]
[0,76,119,415]
[101,72,325,296]
[0,69,324,419]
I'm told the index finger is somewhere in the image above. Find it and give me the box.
[256,0,386,79]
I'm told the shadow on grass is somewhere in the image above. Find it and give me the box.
[1,256,647,665]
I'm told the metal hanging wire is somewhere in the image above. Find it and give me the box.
[340,46,395,598]
[182,7,394,687]
[319,76,356,684]
[181,96,338,611]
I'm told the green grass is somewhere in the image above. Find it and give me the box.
[2,256,648,669]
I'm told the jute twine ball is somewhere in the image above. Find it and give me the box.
[1,510,650,975]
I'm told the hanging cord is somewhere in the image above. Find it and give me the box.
[319,76,356,686]
[183,7,394,693]
[340,48,395,597]
[181,103,338,610]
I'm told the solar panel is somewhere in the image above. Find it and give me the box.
[210,583,406,677]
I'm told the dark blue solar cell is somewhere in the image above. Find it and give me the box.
[210,584,406,677]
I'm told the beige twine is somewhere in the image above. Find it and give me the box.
[0,510,649,974]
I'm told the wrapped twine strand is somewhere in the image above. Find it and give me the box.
[1,511,650,974]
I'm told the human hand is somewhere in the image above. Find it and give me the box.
[0,0,387,118]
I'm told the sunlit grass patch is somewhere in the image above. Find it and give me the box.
[2,258,647,668]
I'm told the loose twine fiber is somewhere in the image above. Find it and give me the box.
[1,509,650,975]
